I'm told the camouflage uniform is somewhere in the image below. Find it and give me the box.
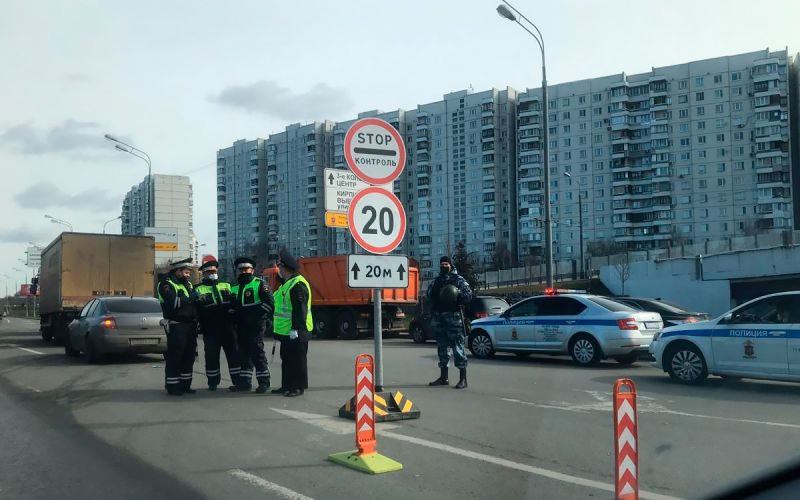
[427,269,473,369]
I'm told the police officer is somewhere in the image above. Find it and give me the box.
[157,258,199,396]
[271,248,312,397]
[195,255,242,391]
[427,255,473,389]
[230,257,274,393]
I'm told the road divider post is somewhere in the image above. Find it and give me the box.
[613,378,639,500]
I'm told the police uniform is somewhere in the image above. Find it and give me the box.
[157,258,199,395]
[231,257,274,392]
[427,255,473,389]
[272,249,312,397]
[195,258,241,390]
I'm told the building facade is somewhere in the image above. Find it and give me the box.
[217,48,798,275]
[121,174,194,266]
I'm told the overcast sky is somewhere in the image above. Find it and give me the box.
[1,0,798,291]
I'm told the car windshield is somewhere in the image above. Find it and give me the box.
[640,299,690,314]
[475,298,509,310]
[587,296,637,312]
[103,299,162,313]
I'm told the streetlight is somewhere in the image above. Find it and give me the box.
[103,215,122,234]
[105,134,153,230]
[496,0,553,287]
[44,214,74,232]
[13,267,28,284]
[564,172,585,279]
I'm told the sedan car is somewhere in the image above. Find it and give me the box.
[650,291,800,384]
[409,296,510,343]
[65,296,166,363]
[468,290,663,366]
[610,297,709,326]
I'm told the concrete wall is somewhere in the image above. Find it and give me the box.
[600,245,800,316]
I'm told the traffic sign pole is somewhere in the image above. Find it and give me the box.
[373,289,383,392]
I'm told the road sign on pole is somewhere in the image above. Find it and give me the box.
[324,168,391,213]
[347,187,406,255]
[325,212,348,228]
[344,118,406,185]
[347,254,409,289]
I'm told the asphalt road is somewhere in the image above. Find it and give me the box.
[2,316,799,499]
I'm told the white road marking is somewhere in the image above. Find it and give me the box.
[502,396,800,430]
[271,408,398,435]
[16,346,45,355]
[229,469,314,500]
[275,409,677,500]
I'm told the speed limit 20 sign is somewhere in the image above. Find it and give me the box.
[344,118,406,185]
[347,187,406,254]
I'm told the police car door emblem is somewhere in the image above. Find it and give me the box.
[743,340,756,359]
[511,327,518,340]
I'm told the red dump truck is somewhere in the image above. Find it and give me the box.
[261,255,419,340]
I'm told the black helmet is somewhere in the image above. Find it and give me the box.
[439,284,460,307]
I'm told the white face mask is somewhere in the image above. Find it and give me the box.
[207,273,218,280]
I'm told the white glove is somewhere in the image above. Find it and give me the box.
[289,330,299,340]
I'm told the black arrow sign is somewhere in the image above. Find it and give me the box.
[351,262,360,280]
[397,263,406,281]
[328,173,335,185]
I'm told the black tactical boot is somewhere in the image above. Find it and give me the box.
[429,367,449,386]
[454,368,467,389]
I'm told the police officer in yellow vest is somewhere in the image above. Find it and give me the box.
[157,258,199,396]
[195,255,242,391]
[230,256,274,393]
[272,248,312,397]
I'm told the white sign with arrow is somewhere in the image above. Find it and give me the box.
[324,167,390,213]
[347,254,409,289]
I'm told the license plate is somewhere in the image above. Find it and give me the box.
[644,322,660,330]
[130,338,159,346]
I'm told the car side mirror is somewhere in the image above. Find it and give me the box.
[719,313,732,324]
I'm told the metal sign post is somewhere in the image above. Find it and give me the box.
[373,289,383,392]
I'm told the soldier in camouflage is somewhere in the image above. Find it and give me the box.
[426,255,473,389]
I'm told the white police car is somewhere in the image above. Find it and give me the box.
[650,291,800,384]
[468,289,663,366]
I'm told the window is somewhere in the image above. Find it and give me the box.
[698,165,706,174]
[563,111,571,119]
[79,300,96,318]
[678,95,688,104]
[716,134,725,142]
[678,80,688,90]
[579,96,586,104]
[579,109,586,117]
[697,121,706,130]
[717,163,726,172]
[698,179,708,189]
[535,297,587,316]
[731,72,741,81]
[594,107,602,115]
[713,75,722,84]
[679,123,689,133]
[696,106,705,115]
[679,109,689,118]
[506,299,540,317]
[714,89,724,98]
[680,138,690,146]
[724,296,800,325]
[718,178,726,187]
[695,92,705,101]
[733,102,743,112]
[697,136,706,144]
[592,93,602,102]
[715,104,724,113]
[695,76,704,86]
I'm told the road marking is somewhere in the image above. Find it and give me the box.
[275,409,676,500]
[16,346,45,355]
[502,396,800,430]
[229,469,314,500]
[271,408,399,435]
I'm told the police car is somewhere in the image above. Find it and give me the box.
[649,291,800,384]
[468,289,663,366]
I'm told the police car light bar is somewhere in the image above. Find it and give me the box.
[544,288,588,295]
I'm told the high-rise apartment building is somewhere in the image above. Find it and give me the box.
[121,174,194,266]
[216,48,798,274]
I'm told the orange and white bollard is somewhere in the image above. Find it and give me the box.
[613,378,639,500]
[329,353,402,474]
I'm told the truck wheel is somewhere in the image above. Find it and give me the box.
[337,309,358,340]
[313,310,336,339]
[410,323,426,344]
[41,328,53,342]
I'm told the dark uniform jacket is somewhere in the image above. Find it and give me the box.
[159,277,198,323]
[427,269,473,313]
[288,273,311,340]
[232,275,275,330]
[195,278,233,323]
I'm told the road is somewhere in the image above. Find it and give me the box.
[2,316,799,499]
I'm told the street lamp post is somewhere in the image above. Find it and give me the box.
[44,214,74,232]
[103,215,122,234]
[563,172,585,279]
[496,0,553,287]
[105,134,152,231]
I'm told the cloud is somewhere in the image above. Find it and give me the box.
[0,225,52,244]
[211,81,355,121]
[64,73,91,83]
[14,181,122,213]
[0,119,107,155]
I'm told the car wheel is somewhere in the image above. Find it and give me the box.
[514,352,532,358]
[410,323,426,344]
[336,309,358,340]
[665,343,708,384]
[569,334,602,366]
[64,333,80,357]
[468,330,494,359]
[84,336,103,364]
[613,352,640,366]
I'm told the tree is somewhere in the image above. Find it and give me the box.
[669,228,690,247]
[452,241,479,291]
[490,240,514,270]
[613,254,632,296]
[585,239,620,257]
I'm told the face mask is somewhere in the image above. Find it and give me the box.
[440,266,449,275]
[207,273,218,281]
[237,273,253,284]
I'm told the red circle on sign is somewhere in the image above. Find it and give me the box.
[344,117,406,185]
[347,187,406,254]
